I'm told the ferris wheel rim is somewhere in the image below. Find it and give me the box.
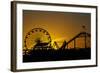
[24,28,52,49]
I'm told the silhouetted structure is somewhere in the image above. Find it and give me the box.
[33,38,49,49]
[60,41,67,49]
[24,28,52,55]
[66,32,90,49]
[23,48,91,62]
[23,32,91,62]
[52,32,90,49]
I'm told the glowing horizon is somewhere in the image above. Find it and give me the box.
[23,10,91,50]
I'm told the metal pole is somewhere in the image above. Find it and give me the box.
[74,39,76,49]
[85,33,86,48]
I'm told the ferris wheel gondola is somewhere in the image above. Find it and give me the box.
[24,28,52,50]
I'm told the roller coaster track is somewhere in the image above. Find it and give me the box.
[54,32,91,49]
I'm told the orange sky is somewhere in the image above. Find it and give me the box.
[23,10,91,49]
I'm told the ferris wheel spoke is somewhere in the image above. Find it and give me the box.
[24,28,52,50]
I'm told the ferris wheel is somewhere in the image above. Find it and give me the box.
[24,28,52,50]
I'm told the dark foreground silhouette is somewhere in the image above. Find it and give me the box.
[23,48,91,62]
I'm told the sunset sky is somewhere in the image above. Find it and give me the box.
[23,10,91,49]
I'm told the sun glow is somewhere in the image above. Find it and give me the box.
[51,37,68,49]
[23,10,91,51]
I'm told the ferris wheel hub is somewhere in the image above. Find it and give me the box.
[24,28,52,50]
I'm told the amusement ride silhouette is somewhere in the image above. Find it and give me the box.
[23,26,91,62]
